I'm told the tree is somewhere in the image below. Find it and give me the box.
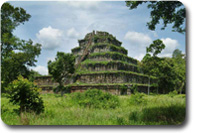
[1,3,41,90]
[157,58,178,93]
[48,52,75,96]
[141,56,178,94]
[6,76,44,114]
[140,40,184,93]
[172,49,186,94]
[141,40,164,94]
[146,39,165,57]
[126,1,186,33]
[173,49,184,59]
[141,39,165,76]
[1,2,31,58]
[141,53,159,76]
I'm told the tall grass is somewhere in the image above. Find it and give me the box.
[1,92,186,125]
[70,89,119,109]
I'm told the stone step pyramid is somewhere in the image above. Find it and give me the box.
[70,31,157,94]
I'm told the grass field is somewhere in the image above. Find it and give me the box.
[1,92,186,125]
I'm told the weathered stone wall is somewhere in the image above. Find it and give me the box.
[35,76,58,86]
[88,56,137,65]
[91,46,127,55]
[73,49,83,56]
[77,73,150,84]
[92,47,110,54]
[81,63,138,72]
[75,55,82,64]
[96,31,109,36]
[94,38,121,47]
[35,76,74,92]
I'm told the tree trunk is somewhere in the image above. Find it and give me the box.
[179,82,185,94]
[148,76,150,95]
[59,82,64,96]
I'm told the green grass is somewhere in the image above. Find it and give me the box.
[1,93,186,125]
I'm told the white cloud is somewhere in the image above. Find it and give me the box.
[36,26,63,50]
[124,31,152,46]
[63,1,101,10]
[159,38,179,57]
[124,32,180,60]
[32,65,48,75]
[47,57,55,62]
[151,31,158,38]
[134,53,145,61]
[67,28,80,39]
[124,31,152,60]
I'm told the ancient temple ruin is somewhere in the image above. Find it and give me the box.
[69,31,157,94]
[35,31,157,94]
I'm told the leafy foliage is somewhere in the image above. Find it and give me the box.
[1,3,41,89]
[71,46,81,52]
[70,89,119,109]
[141,48,186,93]
[129,92,147,105]
[172,49,186,94]
[146,39,165,57]
[168,90,178,98]
[6,76,44,114]
[140,104,185,124]
[48,52,75,95]
[119,84,127,95]
[126,1,186,33]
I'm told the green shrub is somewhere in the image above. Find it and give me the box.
[53,85,71,94]
[6,76,44,114]
[131,84,138,94]
[168,90,178,97]
[140,104,186,124]
[129,92,147,105]
[120,84,127,95]
[70,89,119,109]
[117,117,128,125]
[71,47,81,52]
[129,111,139,121]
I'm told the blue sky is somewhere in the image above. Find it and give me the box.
[9,1,186,75]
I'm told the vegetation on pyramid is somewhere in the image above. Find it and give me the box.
[70,31,157,94]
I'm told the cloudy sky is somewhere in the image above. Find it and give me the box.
[9,1,186,75]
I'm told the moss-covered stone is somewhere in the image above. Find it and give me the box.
[88,52,138,64]
[80,60,138,72]
[90,43,128,55]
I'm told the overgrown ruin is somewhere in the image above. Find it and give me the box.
[35,31,157,94]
